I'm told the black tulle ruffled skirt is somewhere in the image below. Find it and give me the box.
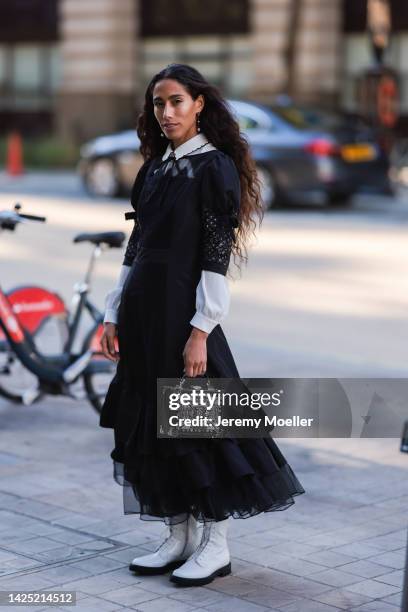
[111,438,305,526]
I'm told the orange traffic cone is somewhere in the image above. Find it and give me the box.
[6,131,24,176]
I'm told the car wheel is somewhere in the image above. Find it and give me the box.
[84,157,120,197]
[256,166,283,210]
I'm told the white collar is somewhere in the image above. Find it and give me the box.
[162,132,216,161]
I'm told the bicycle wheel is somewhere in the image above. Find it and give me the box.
[0,338,37,403]
[82,322,117,413]
[0,287,69,405]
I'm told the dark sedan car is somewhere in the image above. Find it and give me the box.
[78,99,391,208]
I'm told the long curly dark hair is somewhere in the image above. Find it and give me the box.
[136,63,264,275]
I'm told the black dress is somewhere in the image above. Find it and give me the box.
[99,148,305,525]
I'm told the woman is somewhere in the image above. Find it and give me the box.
[99,63,305,588]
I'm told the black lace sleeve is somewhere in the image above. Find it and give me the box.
[123,159,152,266]
[123,223,140,266]
[199,153,240,276]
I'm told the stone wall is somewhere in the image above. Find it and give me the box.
[249,0,343,106]
[55,0,139,142]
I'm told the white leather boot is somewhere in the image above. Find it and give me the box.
[170,517,231,586]
[129,514,203,575]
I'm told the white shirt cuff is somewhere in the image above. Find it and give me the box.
[190,270,230,334]
[103,264,131,325]
[104,308,119,325]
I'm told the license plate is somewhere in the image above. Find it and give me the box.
[341,143,377,162]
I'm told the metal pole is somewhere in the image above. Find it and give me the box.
[401,421,408,612]
[402,529,408,611]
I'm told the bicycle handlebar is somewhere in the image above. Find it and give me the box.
[0,206,47,230]
[18,213,46,222]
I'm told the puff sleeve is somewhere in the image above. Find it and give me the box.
[122,158,152,266]
[199,153,240,276]
[189,154,240,334]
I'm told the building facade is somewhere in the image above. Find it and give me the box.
[0,0,406,142]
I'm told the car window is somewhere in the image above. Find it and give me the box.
[300,109,345,130]
[270,105,366,131]
[237,114,260,130]
[270,107,311,130]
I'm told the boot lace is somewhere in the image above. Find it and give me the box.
[155,523,185,556]
[187,523,212,563]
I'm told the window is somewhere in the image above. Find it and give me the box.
[140,35,252,96]
[14,46,42,89]
[0,43,60,111]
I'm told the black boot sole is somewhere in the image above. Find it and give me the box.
[129,559,185,575]
[170,561,231,586]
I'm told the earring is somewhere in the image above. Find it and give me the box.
[196,113,201,132]
[160,131,165,138]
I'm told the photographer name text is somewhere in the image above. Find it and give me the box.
[168,415,314,429]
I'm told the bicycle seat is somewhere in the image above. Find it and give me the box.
[73,231,126,248]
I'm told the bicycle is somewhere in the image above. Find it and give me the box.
[0,204,125,413]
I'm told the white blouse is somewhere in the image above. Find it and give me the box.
[103,133,230,334]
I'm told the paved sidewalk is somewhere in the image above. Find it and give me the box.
[0,394,406,612]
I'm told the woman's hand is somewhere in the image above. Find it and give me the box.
[183,327,208,377]
[100,323,119,362]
